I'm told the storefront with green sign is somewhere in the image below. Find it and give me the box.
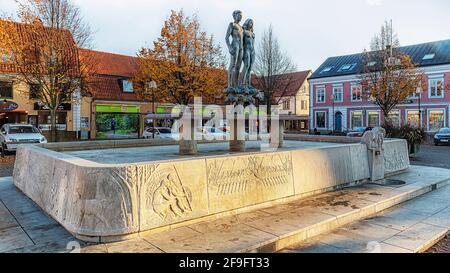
[94,103,142,139]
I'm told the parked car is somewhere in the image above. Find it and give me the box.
[346,127,373,137]
[197,126,229,140]
[143,127,179,140]
[434,128,450,146]
[0,124,47,152]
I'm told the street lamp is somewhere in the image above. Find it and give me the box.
[148,80,157,139]
[416,85,423,129]
[330,93,335,135]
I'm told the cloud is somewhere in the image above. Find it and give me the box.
[366,0,383,6]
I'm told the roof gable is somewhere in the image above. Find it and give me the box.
[252,70,312,97]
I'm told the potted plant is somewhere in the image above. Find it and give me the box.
[384,124,426,157]
[400,125,426,157]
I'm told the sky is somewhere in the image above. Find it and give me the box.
[1,0,450,71]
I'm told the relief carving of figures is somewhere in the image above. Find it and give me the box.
[142,166,193,221]
[207,154,292,196]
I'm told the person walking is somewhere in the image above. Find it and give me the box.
[111,119,117,135]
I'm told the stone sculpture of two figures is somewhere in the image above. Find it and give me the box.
[225,10,262,105]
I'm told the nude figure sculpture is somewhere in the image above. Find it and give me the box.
[225,10,244,94]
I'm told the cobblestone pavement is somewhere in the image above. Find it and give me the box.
[410,144,450,170]
[0,155,15,178]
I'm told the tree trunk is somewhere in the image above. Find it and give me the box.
[50,108,57,142]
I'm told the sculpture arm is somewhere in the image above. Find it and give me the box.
[225,23,233,51]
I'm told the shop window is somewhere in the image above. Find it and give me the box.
[315,111,326,129]
[38,111,67,125]
[407,110,421,128]
[429,110,445,132]
[0,81,13,99]
[387,111,400,127]
[367,111,380,127]
[351,111,363,129]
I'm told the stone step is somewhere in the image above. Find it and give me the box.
[127,165,450,253]
[281,182,450,253]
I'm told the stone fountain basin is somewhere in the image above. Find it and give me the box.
[12,140,409,242]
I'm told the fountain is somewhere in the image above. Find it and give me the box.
[12,10,410,242]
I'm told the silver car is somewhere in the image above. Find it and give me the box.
[0,124,48,152]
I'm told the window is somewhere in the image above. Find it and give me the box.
[351,85,362,102]
[367,61,377,67]
[320,66,334,74]
[316,87,325,103]
[29,84,42,99]
[351,111,364,129]
[428,110,445,132]
[387,111,400,127]
[332,85,343,102]
[282,99,290,110]
[122,80,134,93]
[407,110,421,128]
[429,78,444,98]
[301,100,308,110]
[315,111,326,129]
[423,53,435,61]
[408,92,419,99]
[367,111,380,127]
[0,81,13,99]
[338,63,357,72]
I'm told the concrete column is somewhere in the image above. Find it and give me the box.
[229,114,246,153]
[269,118,284,149]
[179,117,198,155]
[368,149,385,182]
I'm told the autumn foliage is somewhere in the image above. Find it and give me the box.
[0,0,93,141]
[359,22,423,126]
[135,10,227,105]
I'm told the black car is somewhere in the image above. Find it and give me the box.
[434,128,450,145]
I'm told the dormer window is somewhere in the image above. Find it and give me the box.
[121,79,134,93]
[320,66,334,74]
[338,63,357,72]
[422,53,435,61]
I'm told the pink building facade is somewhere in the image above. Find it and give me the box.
[309,39,450,134]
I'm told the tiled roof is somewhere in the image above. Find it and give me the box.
[79,49,142,101]
[0,20,79,74]
[252,70,311,97]
[90,75,141,101]
[79,48,138,77]
[310,39,450,80]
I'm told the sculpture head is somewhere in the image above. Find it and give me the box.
[243,19,254,32]
[232,10,243,23]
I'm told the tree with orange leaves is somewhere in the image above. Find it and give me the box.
[135,10,226,106]
[0,0,93,141]
[360,21,423,126]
